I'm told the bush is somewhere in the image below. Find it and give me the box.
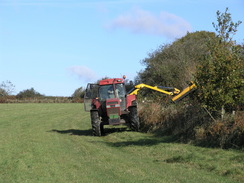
[196,111,244,149]
[139,100,209,137]
[138,101,244,149]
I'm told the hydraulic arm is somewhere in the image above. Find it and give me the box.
[128,81,197,102]
[129,84,180,96]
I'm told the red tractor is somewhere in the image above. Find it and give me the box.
[84,76,197,136]
[84,77,139,136]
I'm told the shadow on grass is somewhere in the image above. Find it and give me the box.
[49,127,130,137]
[50,129,92,136]
[103,127,129,136]
[105,135,177,147]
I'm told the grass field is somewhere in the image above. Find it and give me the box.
[0,104,243,183]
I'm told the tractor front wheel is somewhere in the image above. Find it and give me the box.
[90,110,103,136]
[128,106,140,132]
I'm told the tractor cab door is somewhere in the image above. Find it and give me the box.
[114,83,126,111]
[84,83,99,112]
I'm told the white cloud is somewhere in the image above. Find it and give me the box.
[107,8,192,39]
[68,65,97,82]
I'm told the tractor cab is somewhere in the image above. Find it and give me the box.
[84,78,127,123]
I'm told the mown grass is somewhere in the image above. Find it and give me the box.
[0,104,243,183]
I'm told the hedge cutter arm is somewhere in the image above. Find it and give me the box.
[128,81,197,102]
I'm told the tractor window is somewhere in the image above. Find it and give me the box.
[115,83,126,110]
[99,85,114,100]
[85,84,99,99]
[98,84,126,101]
[115,84,125,98]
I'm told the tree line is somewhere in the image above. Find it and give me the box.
[0,81,85,103]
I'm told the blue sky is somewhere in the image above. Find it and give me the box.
[0,0,243,96]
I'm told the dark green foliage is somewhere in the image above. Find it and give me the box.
[71,87,85,103]
[16,88,43,99]
[195,39,243,112]
[138,31,216,93]
[124,79,134,93]
[195,8,243,113]
[72,87,85,98]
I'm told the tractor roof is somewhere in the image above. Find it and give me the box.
[99,78,124,85]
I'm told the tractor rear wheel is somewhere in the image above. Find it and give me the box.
[90,110,103,136]
[128,106,140,131]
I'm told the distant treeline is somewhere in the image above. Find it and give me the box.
[0,95,83,103]
[0,84,85,103]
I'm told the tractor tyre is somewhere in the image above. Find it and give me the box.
[90,110,102,136]
[128,106,140,132]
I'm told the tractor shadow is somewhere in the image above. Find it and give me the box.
[49,127,130,137]
[50,129,92,136]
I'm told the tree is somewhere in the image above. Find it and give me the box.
[0,80,15,96]
[72,87,85,98]
[16,88,43,99]
[195,8,243,115]
[212,8,242,43]
[0,88,8,96]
